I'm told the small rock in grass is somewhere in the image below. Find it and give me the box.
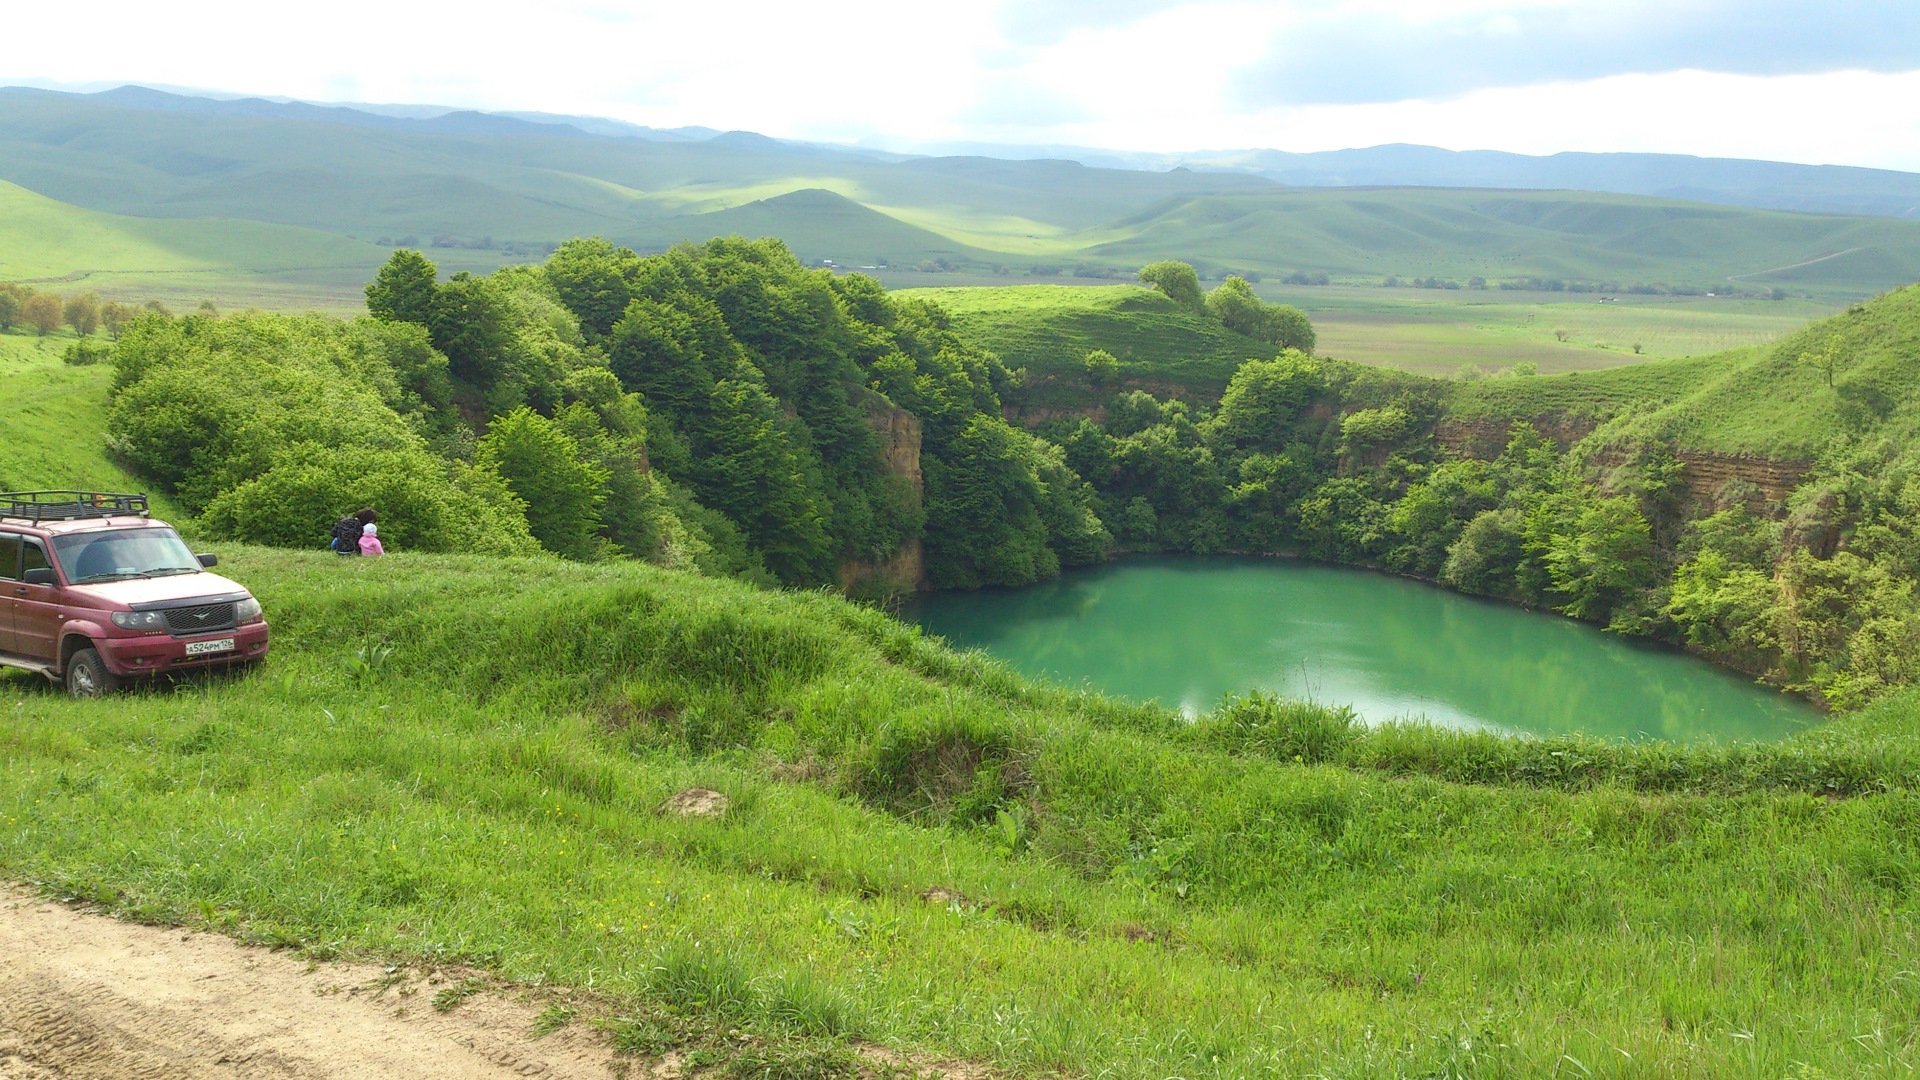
[661,788,729,818]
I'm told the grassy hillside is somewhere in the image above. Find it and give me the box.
[915,279,1836,382]
[1088,188,1920,297]
[7,298,1920,1077]
[6,541,1920,1077]
[1448,282,1920,459]
[901,284,1275,410]
[0,181,409,310]
[0,328,183,516]
[9,89,1920,312]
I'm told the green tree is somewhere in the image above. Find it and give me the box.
[475,407,609,561]
[200,446,539,557]
[0,284,23,330]
[1083,348,1119,386]
[63,292,102,336]
[1137,261,1204,311]
[1801,341,1842,388]
[1531,495,1657,623]
[1202,276,1315,352]
[545,237,638,339]
[21,292,63,335]
[428,272,512,391]
[694,379,833,584]
[1441,507,1530,600]
[923,415,1058,589]
[1665,550,1782,674]
[100,301,136,340]
[365,249,440,326]
[1207,351,1327,454]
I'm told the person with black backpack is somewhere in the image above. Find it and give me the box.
[330,507,377,556]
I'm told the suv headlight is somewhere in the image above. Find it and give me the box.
[111,610,168,630]
[236,596,263,624]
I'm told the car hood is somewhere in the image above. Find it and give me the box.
[65,572,253,609]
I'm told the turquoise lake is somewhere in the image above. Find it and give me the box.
[906,557,1817,743]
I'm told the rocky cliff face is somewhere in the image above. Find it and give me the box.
[1670,450,1810,512]
[869,403,923,492]
[1437,413,1808,515]
[1432,414,1600,456]
[837,402,926,597]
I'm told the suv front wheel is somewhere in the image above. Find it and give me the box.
[65,647,122,698]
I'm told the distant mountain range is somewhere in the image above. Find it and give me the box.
[912,142,1920,221]
[5,84,1920,302]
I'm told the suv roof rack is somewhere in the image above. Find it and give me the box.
[0,491,150,523]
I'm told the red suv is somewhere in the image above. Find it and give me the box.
[1,492,269,696]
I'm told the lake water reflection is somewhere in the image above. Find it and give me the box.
[905,556,1816,743]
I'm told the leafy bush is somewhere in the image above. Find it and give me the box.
[199,446,539,556]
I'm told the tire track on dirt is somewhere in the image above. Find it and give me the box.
[0,886,621,1079]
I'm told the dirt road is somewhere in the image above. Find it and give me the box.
[0,885,622,1079]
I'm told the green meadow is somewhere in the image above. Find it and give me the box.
[1262,285,1838,376]
[10,89,1920,318]
[5,539,1920,1079]
[904,281,1841,390]
[7,301,1920,1077]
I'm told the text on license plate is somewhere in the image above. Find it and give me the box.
[184,637,235,656]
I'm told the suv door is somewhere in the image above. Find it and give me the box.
[11,536,62,663]
[0,532,19,654]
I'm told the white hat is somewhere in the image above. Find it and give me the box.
[363,523,378,535]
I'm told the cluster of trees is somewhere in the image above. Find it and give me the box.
[106,237,1112,594]
[0,285,150,339]
[1044,351,1919,708]
[1136,261,1315,354]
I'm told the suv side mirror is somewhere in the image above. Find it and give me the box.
[22,567,57,586]
[196,553,218,568]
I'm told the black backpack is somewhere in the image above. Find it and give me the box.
[330,516,362,554]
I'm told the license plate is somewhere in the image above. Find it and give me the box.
[184,637,235,656]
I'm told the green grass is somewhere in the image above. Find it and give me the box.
[901,284,1276,411]
[4,546,1920,1078]
[0,327,184,515]
[6,338,1920,1076]
[1085,188,1920,302]
[902,280,1843,411]
[1445,282,1920,459]
[10,89,1920,314]
[0,181,408,313]
[1268,285,1837,376]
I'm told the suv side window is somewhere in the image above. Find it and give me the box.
[0,533,18,580]
[20,538,51,580]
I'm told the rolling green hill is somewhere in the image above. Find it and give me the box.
[8,87,1920,312]
[1087,188,1920,293]
[1448,282,1920,459]
[0,180,402,307]
[901,284,1276,411]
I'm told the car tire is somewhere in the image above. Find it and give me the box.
[65,647,122,698]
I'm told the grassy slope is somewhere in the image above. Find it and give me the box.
[1088,188,1920,298]
[0,181,399,309]
[1452,282,1920,458]
[1288,285,1835,376]
[900,284,1276,408]
[8,91,1920,308]
[916,280,1839,383]
[5,546,1920,1078]
[6,334,1920,1077]
[0,329,183,517]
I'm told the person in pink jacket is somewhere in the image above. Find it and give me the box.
[358,522,385,557]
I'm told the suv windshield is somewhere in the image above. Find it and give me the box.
[52,527,202,583]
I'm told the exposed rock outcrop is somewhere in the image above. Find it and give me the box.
[838,401,926,597]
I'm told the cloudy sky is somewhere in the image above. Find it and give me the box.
[8,0,1920,170]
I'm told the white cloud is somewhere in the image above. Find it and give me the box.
[4,0,1918,171]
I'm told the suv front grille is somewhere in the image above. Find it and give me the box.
[165,603,237,636]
